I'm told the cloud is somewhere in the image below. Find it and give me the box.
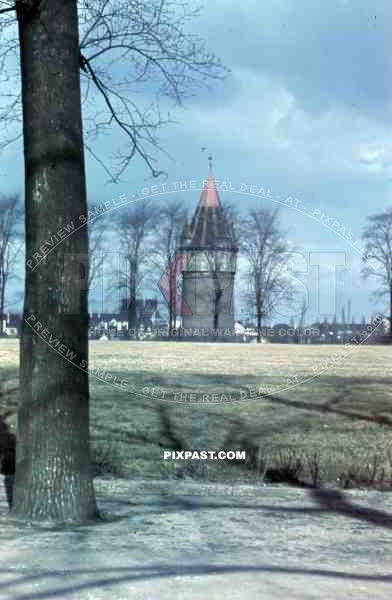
[197,0,392,118]
[183,66,392,181]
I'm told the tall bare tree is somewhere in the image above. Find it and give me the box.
[114,200,156,337]
[240,207,296,343]
[0,0,224,523]
[341,305,346,328]
[362,208,392,339]
[153,199,187,336]
[347,298,352,325]
[0,194,23,334]
[298,296,308,344]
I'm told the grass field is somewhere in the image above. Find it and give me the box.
[1,339,392,488]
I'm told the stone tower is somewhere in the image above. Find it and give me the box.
[179,158,238,340]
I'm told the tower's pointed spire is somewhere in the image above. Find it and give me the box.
[200,155,220,208]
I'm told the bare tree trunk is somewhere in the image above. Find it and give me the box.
[213,291,222,331]
[13,0,98,522]
[256,289,262,344]
[213,272,223,340]
[168,261,175,337]
[128,267,137,338]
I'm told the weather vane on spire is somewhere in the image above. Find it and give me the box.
[201,147,213,171]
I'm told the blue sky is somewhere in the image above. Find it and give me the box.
[1,0,392,323]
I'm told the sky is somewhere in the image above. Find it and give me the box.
[1,0,392,324]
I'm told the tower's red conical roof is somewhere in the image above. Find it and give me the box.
[182,158,237,250]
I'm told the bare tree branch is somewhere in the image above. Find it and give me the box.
[81,53,165,179]
[0,0,16,15]
[0,6,15,15]
[1,0,226,180]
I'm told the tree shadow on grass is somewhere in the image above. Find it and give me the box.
[310,487,392,529]
[0,561,391,599]
[90,372,392,487]
[96,489,392,529]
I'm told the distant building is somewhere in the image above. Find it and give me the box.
[118,298,159,328]
[292,320,389,344]
[88,298,160,339]
[0,313,22,337]
[238,318,389,345]
[88,312,120,339]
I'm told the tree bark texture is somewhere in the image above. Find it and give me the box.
[13,0,98,522]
